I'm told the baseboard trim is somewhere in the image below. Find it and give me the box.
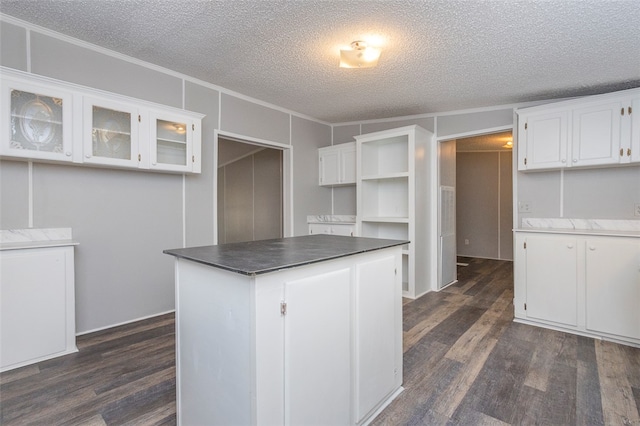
[76,309,176,336]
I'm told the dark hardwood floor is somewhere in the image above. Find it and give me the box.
[1,257,639,425]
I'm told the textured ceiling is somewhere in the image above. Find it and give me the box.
[2,0,639,123]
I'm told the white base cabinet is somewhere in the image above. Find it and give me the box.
[514,231,640,346]
[1,243,78,372]
[173,246,403,425]
[309,222,356,236]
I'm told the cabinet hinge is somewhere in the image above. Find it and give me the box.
[192,123,195,131]
[524,157,527,166]
[620,148,624,157]
[280,301,287,316]
[192,155,195,163]
[621,107,625,116]
[524,122,528,130]
[138,153,141,162]
[524,303,527,311]
[524,242,527,249]
[395,268,397,276]
[629,106,632,115]
[138,114,141,122]
[628,148,632,157]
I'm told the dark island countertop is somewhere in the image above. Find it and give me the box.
[163,234,408,276]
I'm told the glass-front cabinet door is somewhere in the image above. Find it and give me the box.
[1,78,73,162]
[149,110,195,172]
[83,97,139,168]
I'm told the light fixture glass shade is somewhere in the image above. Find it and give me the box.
[340,41,381,68]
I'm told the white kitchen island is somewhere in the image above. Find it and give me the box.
[164,234,406,426]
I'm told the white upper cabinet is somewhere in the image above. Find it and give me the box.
[1,76,74,163]
[149,110,201,173]
[83,97,140,168]
[632,98,640,163]
[318,142,356,186]
[1,68,204,174]
[571,99,623,167]
[519,109,569,170]
[517,88,639,171]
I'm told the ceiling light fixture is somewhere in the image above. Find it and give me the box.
[340,40,381,68]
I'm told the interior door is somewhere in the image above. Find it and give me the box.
[438,138,457,289]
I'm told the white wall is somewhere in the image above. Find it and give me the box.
[0,17,331,333]
[456,151,513,260]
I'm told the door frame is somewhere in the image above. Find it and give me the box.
[434,124,514,291]
[213,129,293,244]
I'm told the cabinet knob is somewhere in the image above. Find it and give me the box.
[66,152,72,157]
[561,159,566,163]
[589,246,596,251]
[572,159,577,163]
[567,244,574,249]
[85,154,91,158]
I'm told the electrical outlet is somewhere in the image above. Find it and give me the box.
[464,239,469,245]
[518,201,532,213]
[635,203,640,217]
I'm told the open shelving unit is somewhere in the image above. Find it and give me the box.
[356,125,434,298]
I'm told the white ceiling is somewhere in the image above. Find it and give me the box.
[2,0,639,123]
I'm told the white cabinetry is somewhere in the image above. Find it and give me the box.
[518,234,578,326]
[172,245,403,425]
[517,88,639,171]
[1,76,74,163]
[319,142,356,186]
[1,240,78,372]
[83,96,140,168]
[309,222,356,236]
[356,125,434,298]
[514,231,640,346]
[585,237,640,339]
[571,99,624,167]
[1,68,203,174]
[632,98,640,163]
[518,109,569,170]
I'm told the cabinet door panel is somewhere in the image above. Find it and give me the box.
[1,249,68,367]
[632,98,640,163]
[524,110,569,170]
[1,79,73,162]
[308,223,332,235]
[525,236,578,326]
[355,254,398,421]
[572,101,621,166]
[83,97,139,168]
[319,148,340,185]
[149,110,194,172]
[284,269,351,425]
[586,238,640,339]
[331,224,356,236]
[341,144,357,184]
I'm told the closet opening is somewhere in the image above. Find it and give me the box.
[214,132,292,244]
[438,130,514,289]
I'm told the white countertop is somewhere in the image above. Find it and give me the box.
[307,215,356,224]
[516,218,640,238]
[0,228,78,250]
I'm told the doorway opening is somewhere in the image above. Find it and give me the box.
[438,130,514,289]
[215,132,292,244]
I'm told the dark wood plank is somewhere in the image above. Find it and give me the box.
[2,259,639,425]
